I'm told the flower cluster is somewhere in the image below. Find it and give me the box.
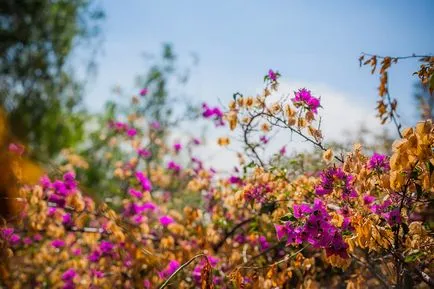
[315,167,357,199]
[1,70,433,289]
[291,88,321,114]
[275,199,349,259]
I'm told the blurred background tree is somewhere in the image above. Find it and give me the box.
[0,0,105,162]
[64,44,200,198]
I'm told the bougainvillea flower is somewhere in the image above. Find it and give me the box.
[137,148,151,158]
[61,269,77,281]
[159,215,174,227]
[51,239,65,248]
[139,88,148,96]
[135,171,152,191]
[158,259,180,279]
[126,128,137,137]
[8,143,25,156]
[268,69,277,81]
[167,161,181,173]
[368,153,390,172]
[291,88,321,114]
[173,142,182,153]
[128,188,143,199]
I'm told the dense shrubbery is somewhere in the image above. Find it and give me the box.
[0,62,433,289]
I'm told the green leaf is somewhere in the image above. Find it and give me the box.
[404,251,423,263]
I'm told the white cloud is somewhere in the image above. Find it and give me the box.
[168,80,385,172]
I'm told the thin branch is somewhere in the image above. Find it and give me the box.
[158,254,209,289]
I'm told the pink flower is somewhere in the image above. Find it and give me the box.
[291,88,321,114]
[363,194,376,205]
[167,161,181,173]
[10,234,20,245]
[268,69,278,81]
[8,143,25,156]
[137,148,151,158]
[126,128,137,137]
[51,239,65,248]
[62,269,76,281]
[135,172,152,191]
[159,215,174,227]
[158,260,180,279]
[229,176,242,185]
[128,188,143,199]
[33,234,42,242]
[173,143,182,153]
[139,88,148,96]
[279,146,286,156]
[141,202,157,211]
[384,209,402,226]
[143,279,151,289]
[92,270,104,279]
[62,213,72,225]
[368,153,390,172]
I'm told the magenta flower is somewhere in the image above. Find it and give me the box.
[62,269,77,281]
[0,228,14,238]
[135,171,152,191]
[133,214,144,224]
[71,248,81,256]
[137,148,151,158]
[158,259,180,279]
[126,128,137,137]
[363,194,376,205]
[202,103,225,126]
[9,234,20,245]
[141,202,157,211]
[173,142,182,153]
[384,208,402,226]
[291,88,321,114]
[23,237,33,245]
[293,204,312,219]
[279,146,286,156]
[113,121,128,131]
[139,88,148,96]
[8,143,25,156]
[143,279,151,289]
[99,241,114,253]
[192,256,219,284]
[128,188,143,199]
[167,161,181,173]
[159,215,174,227]
[92,270,104,278]
[62,213,72,226]
[259,135,269,144]
[48,207,57,216]
[258,235,270,251]
[229,176,242,185]
[268,69,277,81]
[33,233,42,242]
[51,239,65,248]
[40,175,52,189]
[368,153,390,172]
[315,167,357,199]
[88,250,101,262]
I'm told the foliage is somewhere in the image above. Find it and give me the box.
[0,0,104,161]
[0,59,433,289]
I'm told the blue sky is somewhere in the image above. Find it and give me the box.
[83,1,433,130]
